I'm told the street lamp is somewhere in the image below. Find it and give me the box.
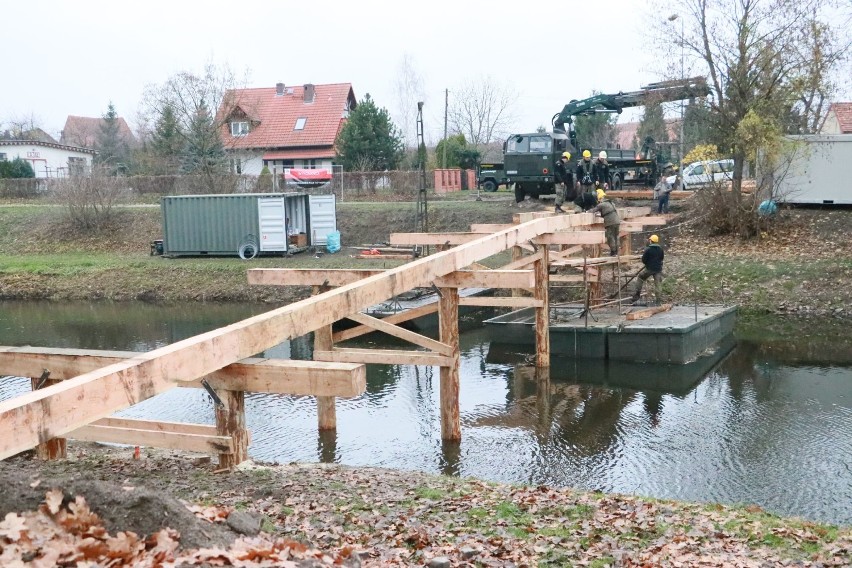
[668,13,685,182]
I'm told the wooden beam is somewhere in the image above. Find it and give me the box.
[31,377,66,460]
[532,232,607,245]
[332,303,439,343]
[550,254,642,268]
[388,232,482,246]
[513,211,561,224]
[439,287,461,441]
[313,284,336,432]
[0,348,367,398]
[0,214,583,460]
[534,248,550,368]
[434,269,535,289]
[501,250,543,270]
[551,274,599,283]
[94,417,217,436]
[248,269,384,287]
[470,223,513,233]
[458,297,543,308]
[314,348,453,367]
[69,425,234,455]
[626,303,673,321]
[346,312,453,355]
[216,389,248,468]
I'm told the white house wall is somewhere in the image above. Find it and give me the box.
[0,143,93,178]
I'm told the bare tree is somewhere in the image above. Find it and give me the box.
[448,76,517,147]
[648,0,849,203]
[393,53,426,149]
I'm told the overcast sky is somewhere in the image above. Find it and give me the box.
[3,0,676,144]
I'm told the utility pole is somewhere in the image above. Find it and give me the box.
[668,14,686,176]
[442,88,448,169]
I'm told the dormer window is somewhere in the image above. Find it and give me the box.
[230,121,249,136]
[294,117,307,131]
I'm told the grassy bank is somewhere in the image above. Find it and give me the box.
[0,199,850,318]
[1,444,849,567]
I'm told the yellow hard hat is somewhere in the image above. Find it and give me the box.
[649,234,659,243]
[596,188,606,199]
[582,150,592,159]
[598,151,607,159]
[562,151,571,160]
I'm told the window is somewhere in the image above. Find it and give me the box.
[507,136,530,153]
[529,135,552,153]
[691,165,704,175]
[0,153,6,161]
[230,121,249,136]
[68,156,86,176]
[302,159,317,169]
[294,117,307,130]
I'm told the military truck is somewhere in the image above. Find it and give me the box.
[504,77,710,202]
[476,162,508,192]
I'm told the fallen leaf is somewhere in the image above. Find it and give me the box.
[44,489,63,515]
[0,513,27,542]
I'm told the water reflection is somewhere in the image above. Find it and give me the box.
[0,302,850,525]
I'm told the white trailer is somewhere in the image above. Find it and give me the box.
[771,135,852,205]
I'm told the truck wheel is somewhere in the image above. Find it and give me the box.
[612,174,622,191]
[483,180,497,192]
[514,183,526,203]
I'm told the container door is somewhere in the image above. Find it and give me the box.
[308,194,337,245]
[258,197,287,251]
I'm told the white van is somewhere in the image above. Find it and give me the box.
[667,159,734,189]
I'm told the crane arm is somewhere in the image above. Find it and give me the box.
[551,76,710,134]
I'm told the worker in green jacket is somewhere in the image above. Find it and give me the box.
[590,189,620,256]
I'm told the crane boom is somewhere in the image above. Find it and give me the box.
[551,76,710,136]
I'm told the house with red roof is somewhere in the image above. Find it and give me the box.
[219,82,356,177]
[821,103,852,134]
[60,115,137,149]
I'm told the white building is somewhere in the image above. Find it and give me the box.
[0,140,96,178]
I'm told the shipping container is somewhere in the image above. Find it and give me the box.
[766,135,852,205]
[161,193,337,257]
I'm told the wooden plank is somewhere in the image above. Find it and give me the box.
[0,348,367,398]
[435,269,535,289]
[332,303,439,343]
[312,284,337,432]
[248,269,384,287]
[470,223,513,233]
[94,417,217,436]
[513,211,560,224]
[388,232,482,246]
[551,274,599,283]
[31,377,66,460]
[626,215,667,225]
[69,425,234,455]
[550,254,642,268]
[532,232,607,245]
[439,287,460,441]
[550,246,584,259]
[314,349,453,367]
[0,214,584,460]
[356,254,412,260]
[626,303,674,321]
[346,312,453,355]
[458,297,543,308]
[501,250,543,270]
[534,248,550,368]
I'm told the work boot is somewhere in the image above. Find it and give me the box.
[555,205,565,213]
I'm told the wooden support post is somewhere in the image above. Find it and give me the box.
[313,285,336,431]
[30,376,66,460]
[511,245,523,297]
[439,287,461,441]
[534,247,551,368]
[215,389,247,469]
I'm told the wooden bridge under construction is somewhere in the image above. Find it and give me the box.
[0,207,664,468]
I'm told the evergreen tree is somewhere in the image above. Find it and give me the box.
[635,102,670,161]
[0,157,35,178]
[180,98,227,177]
[95,102,129,175]
[150,104,183,174]
[336,94,404,171]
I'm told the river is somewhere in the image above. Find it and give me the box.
[0,300,849,526]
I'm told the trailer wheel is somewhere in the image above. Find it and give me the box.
[611,174,622,191]
[483,180,497,192]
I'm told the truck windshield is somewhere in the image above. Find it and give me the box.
[507,135,552,153]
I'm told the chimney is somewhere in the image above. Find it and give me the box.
[276,82,285,96]
[303,83,315,103]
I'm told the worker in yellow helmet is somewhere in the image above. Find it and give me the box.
[576,150,595,199]
[631,234,664,305]
[553,151,574,213]
[590,189,620,256]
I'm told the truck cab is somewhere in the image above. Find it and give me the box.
[504,132,571,201]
